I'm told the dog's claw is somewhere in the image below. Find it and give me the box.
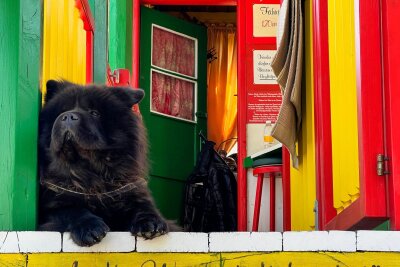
[130,215,168,239]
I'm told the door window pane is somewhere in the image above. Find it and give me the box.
[152,25,197,78]
[151,70,196,122]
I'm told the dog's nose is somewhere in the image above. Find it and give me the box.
[61,112,80,123]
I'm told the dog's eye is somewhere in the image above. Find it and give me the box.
[89,110,100,117]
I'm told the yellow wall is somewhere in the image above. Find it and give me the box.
[42,0,87,101]
[290,0,316,231]
[2,252,400,267]
[327,0,360,213]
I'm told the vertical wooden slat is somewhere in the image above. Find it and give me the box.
[93,0,108,83]
[289,0,317,231]
[236,0,247,231]
[312,0,336,229]
[327,0,360,213]
[86,31,93,83]
[0,0,41,230]
[282,148,291,231]
[132,0,140,87]
[354,0,386,222]
[381,0,400,230]
[42,0,91,96]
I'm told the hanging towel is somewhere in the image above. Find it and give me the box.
[271,0,303,168]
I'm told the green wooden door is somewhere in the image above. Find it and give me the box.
[140,7,207,223]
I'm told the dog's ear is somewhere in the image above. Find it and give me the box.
[45,80,75,103]
[110,87,145,107]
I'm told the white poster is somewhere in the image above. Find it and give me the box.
[253,50,277,84]
[253,4,280,37]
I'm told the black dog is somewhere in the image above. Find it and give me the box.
[38,80,169,246]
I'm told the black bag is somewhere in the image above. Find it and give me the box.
[183,139,237,232]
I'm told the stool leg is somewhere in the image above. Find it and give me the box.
[252,173,264,231]
[270,172,276,231]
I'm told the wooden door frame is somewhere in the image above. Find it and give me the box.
[131,0,251,230]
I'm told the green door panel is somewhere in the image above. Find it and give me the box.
[148,178,185,224]
[140,6,207,221]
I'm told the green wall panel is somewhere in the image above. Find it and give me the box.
[0,0,41,230]
[93,0,108,83]
[108,0,132,72]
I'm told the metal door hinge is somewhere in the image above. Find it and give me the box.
[313,200,319,231]
[377,154,390,176]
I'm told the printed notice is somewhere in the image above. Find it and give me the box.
[247,91,282,123]
[253,50,277,84]
[253,4,280,37]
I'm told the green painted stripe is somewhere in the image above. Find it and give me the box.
[93,0,108,83]
[108,0,132,72]
[0,0,41,230]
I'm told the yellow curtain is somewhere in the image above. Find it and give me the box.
[207,25,237,153]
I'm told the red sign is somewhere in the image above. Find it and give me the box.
[247,85,282,123]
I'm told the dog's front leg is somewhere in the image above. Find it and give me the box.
[39,207,110,246]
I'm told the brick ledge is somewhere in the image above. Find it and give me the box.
[1,231,399,253]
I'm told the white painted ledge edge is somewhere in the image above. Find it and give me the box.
[1,231,399,253]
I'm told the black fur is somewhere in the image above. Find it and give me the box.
[38,80,169,246]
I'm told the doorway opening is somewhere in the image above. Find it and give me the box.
[141,5,238,227]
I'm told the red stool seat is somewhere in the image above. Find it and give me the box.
[252,164,283,231]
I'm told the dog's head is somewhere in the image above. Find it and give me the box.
[39,80,146,169]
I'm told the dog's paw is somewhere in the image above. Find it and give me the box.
[130,214,168,239]
[70,217,110,246]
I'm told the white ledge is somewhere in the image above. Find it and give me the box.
[137,232,208,252]
[63,232,135,252]
[0,231,397,253]
[209,232,282,252]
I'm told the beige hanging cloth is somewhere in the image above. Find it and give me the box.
[271,0,303,168]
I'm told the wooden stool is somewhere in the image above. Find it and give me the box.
[252,164,283,231]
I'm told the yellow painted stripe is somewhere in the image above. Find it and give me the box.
[328,0,360,213]
[41,0,87,103]
[0,254,26,267]
[290,0,316,231]
[2,252,399,267]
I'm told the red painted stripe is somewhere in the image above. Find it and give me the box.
[252,174,264,231]
[86,31,93,83]
[312,0,335,230]
[354,0,386,218]
[132,0,140,88]
[76,0,95,31]
[269,172,276,231]
[75,0,94,84]
[237,0,247,231]
[282,148,291,231]
[381,0,400,230]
